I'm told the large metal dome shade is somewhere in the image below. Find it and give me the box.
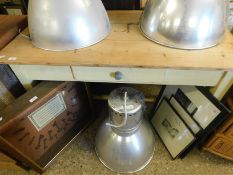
[140,0,227,49]
[95,87,155,173]
[28,0,111,51]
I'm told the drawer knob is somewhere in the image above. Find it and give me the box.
[115,71,123,80]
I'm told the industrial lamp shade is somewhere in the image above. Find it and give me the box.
[140,0,227,49]
[95,87,155,173]
[28,0,111,51]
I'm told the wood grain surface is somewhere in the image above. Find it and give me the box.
[0,151,21,170]
[0,15,27,171]
[0,11,233,70]
[0,15,27,50]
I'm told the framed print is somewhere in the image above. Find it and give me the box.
[169,96,201,135]
[153,86,229,129]
[151,99,195,159]
[174,89,197,116]
[180,86,221,129]
[152,85,230,147]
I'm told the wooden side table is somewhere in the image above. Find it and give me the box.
[0,11,232,99]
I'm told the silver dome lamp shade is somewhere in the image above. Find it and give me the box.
[28,0,111,51]
[140,0,227,49]
[95,87,155,173]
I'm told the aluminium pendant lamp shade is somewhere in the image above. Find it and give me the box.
[140,0,227,49]
[28,0,111,51]
[95,87,155,173]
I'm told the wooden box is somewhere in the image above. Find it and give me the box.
[203,96,233,161]
[0,81,92,173]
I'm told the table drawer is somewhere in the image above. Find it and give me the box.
[72,67,165,84]
[10,65,75,89]
[10,65,74,81]
[72,66,223,86]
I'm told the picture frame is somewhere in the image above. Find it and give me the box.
[151,99,196,159]
[169,95,201,135]
[174,88,198,116]
[152,85,230,147]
